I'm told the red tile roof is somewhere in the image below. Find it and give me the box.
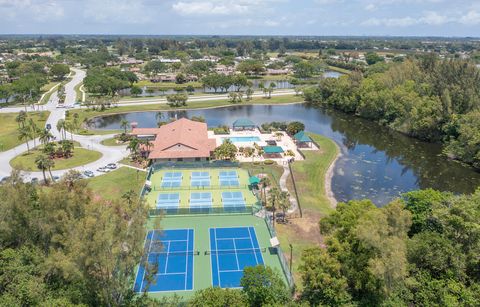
[131,118,216,159]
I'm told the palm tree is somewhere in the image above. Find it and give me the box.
[28,118,38,147]
[277,191,290,223]
[120,120,130,135]
[260,176,271,206]
[60,140,74,158]
[43,141,56,158]
[39,129,53,145]
[35,154,50,184]
[258,82,266,98]
[268,82,276,98]
[18,126,31,153]
[15,111,27,128]
[127,137,140,160]
[56,119,66,140]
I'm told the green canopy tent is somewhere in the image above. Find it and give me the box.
[249,175,261,186]
[293,131,313,148]
[262,146,284,158]
[232,118,256,131]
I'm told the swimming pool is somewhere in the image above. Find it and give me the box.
[223,136,261,143]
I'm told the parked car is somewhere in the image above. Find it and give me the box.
[97,167,110,173]
[83,170,94,178]
[30,177,39,184]
[0,176,11,184]
[106,163,117,170]
[52,176,60,182]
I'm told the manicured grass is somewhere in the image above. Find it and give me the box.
[134,80,202,89]
[240,162,284,189]
[275,133,339,284]
[86,167,146,201]
[67,94,302,135]
[41,81,59,92]
[0,112,50,151]
[10,145,102,171]
[327,65,352,75]
[39,82,60,105]
[100,137,126,146]
[290,134,339,214]
[74,82,84,103]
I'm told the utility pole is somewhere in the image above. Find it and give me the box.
[289,243,293,275]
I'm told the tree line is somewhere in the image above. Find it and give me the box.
[303,55,480,169]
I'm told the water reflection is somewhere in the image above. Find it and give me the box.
[89,104,480,205]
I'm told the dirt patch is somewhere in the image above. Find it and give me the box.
[288,208,324,246]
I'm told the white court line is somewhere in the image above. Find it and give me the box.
[164,241,171,274]
[232,239,240,271]
[214,228,222,286]
[139,230,155,292]
[184,228,190,290]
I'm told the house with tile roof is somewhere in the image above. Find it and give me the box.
[130,118,217,162]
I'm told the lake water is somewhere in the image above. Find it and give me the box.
[89,104,480,205]
[119,71,342,97]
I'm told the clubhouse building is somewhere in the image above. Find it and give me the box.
[131,118,216,163]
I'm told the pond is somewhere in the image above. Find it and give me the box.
[89,104,480,206]
[119,71,342,97]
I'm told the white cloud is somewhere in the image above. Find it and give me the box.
[84,0,152,24]
[172,0,286,16]
[459,10,480,25]
[365,3,376,11]
[419,11,449,25]
[0,0,64,21]
[172,1,249,16]
[361,16,417,27]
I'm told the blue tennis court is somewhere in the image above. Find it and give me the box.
[209,227,264,288]
[134,229,194,293]
[221,191,246,210]
[161,172,182,188]
[190,192,212,206]
[219,170,239,186]
[156,193,180,210]
[219,170,238,178]
[191,171,210,178]
[191,178,210,187]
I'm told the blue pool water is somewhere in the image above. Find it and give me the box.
[223,136,261,143]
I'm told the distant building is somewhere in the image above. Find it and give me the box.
[130,118,217,162]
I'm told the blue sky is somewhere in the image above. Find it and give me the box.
[1,0,480,36]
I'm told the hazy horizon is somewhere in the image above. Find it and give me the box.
[1,0,480,37]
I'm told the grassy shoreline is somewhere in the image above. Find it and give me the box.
[276,133,339,284]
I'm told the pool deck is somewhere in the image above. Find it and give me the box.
[208,128,316,164]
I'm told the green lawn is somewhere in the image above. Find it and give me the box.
[0,112,50,151]
[86,167,146,201]
[275,133,339,284]
[67,94,302,135]
[74,82,84,103]
[134,80,202,89]
[10,145,102,171]
[327,65,352,75]
[39,82,61,105]
[100,137,126,146]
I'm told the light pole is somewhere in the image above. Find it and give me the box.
[289,243,293,275]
